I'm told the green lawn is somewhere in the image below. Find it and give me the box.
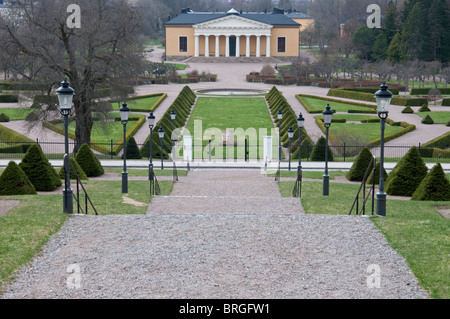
[315,114,379,122]
[278,180,449,299]
[416,111,450,124]
[0,108,34,120]
[112,96,163,112]
[182,97,278,159]
[300,96,375,113]
[330,122,404,145]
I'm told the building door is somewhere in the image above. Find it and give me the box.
[229,36,236,57]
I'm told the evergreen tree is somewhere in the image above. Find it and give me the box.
[346,147,374,182]
[372,33,388,61]
[411,163,450,201]
[383,1,398,44]
[0,161,36,195]
[75,144,104,177]
[387,32,408,62]
[310,136,334,162]
[401,3,426,61]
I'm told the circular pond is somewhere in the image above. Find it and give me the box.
[196,88,268,96]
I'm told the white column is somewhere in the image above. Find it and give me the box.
[195,35,199,57]
[256,35,261,57]
[225,35,230,57]
[235,36,240,57]
[215,35,220,57]
[246,35,250,57]
[266,35,271,57]
[205,35,209,57]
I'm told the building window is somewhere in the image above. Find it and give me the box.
[179,36,188,52]
[277,37,286,53]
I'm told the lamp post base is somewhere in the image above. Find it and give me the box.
[122,172,128,194]
[376,191,386,217]
[323,175,329,196]
[63,188,73,214]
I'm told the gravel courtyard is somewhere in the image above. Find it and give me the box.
[2,170,429,299]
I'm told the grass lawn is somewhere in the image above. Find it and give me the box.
[182,97,278,159]
[112,95,164,112]
[105,167,189,177]
[300,96,375,113]
[315,114,379,122]
[278,180,450,299]
[0,108,35,120]
[0,178,174,294]
[330,122,404,145]
[416,111,450,124]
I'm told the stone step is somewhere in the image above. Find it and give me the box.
[183,56,282,64]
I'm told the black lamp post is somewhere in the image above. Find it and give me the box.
[375,82,392,217]
[120,101,130,194]
[277,109,283,162]
[170,109,176,159]
[296,113,305,173]
[322,104,333,196]
[158,126,165,170]
[147,111,156,194]
[287,126,294,171]
[56,79,74,214]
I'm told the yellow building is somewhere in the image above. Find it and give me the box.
[165,8,300,60]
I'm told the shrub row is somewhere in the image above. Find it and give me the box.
[0,124,35,153]
[442,98,450,106]
[327,89,428,106]
[410,88,450,95]
[341,87,400,95]
[266,87,310,153]
[110,93,167,112]
[0,81,47,91]
[0,94,19,103]
[141,86,196,159]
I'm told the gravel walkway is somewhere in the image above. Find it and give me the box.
[2,170,429,299]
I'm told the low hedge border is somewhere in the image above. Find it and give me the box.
[314,117,416,148]
[43,115,146,155]
[442,98,450,106]
[296,94,377,113]
[410,88,450,95]
[0,124,35,153]
[341,87,400,95]
[327,89,428,106]
[0,94,19,103]
[110,93,167,112]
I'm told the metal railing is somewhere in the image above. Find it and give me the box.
[66,154,98,215]
[292,168,303,198]
[348,156,376,216]
[149,165,161,196]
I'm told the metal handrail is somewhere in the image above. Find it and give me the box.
[348,156,376,216]
[292,168,302,198]
[66,154,98,215]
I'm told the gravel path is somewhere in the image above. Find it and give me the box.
[2,170,429,299]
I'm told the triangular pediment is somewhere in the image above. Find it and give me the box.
[194,14,272,30]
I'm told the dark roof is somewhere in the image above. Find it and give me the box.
[165,12,300,26]
[286,12,313,19]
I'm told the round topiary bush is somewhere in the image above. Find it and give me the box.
[310,136,334,162]
[385,146,428,196]
[346,147,374,182]
[421,114,434,124]
[412,163,450,201]
[0,113,10,122]
[18,144,61,191]
[0,161,36,195]
[401,106,414,114]
[75,143,104,177]
[59,157,88,180]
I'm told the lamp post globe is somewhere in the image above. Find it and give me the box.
[375,82,392,217]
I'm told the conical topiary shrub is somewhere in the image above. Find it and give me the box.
[122,137,142,159]
[0,161,36,195]
[310,136,334,162]
[418,104,431,112]
[19,144,61,191]
[385,146,428,196]
[412,163,450,201]
[367,162,388,185]
[346,147,374,182]
[401,106,414,114]
[59,157,88,180]
[75,143,104,177]
[421,114,434,124]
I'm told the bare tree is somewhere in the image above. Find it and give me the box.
[1,0,143,151]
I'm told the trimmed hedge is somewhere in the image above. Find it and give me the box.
[75,143,104,177]
[421,114,434,124]
[0,113,10,122]
[385,146,428,196]
[411,163,450,201]
[297,94,377,113]
[401,106,414,114]
[141,86,196,158]
[442,98,450,106]
[346,147,374,182]
[0,161,36,195]
[421,131,450,149]
[122,137,142,159]
[410,88,450,95]
[367,162,388,185]
[0,94,19,103]
[327,89,428,106]
[310,136,334,162]
[418,104,431,112]
[110,93,167,112]
[0,124,35,153]
[19,144,62,191]
[341,87,400,95]
[59,157,88,180]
